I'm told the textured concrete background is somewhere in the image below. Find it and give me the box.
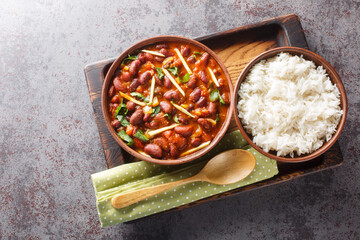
[1,0,359,239]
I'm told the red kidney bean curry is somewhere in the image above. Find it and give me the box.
[107,42,230,159]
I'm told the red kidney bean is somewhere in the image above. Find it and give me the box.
[178,115,189,124]
[149,120,159,129]
[175,135,187,151]
[198,70,208,84]
[159,101,173,114]
[159,48,173,57]
[138,53,146,64]
[143,113,151,122]
[190,138,202,147]
[208,102,217,115]
[170,143,179,158]
[155,76,163,86]
[153,137,170,152]
[189,87,202,102]
[200,52,210,66]
[108,85,115,98]
[174,125,193,137]
[186,103,194,112]
[122,71,131,82]
[162,130,173,139]
[134,138,145,150]
[129,59,141,76]
[164,90,180,101]
[111,95,119,103]
[187,55,196,64]
[130,109,144,125]
[113,77,127,91]
[221,92,230,104]
[139,71,152,85]
[181,46,190,57]
[156,43,169,49]
[155,56,164,62]
[126,101,136,112]
[144,52,154,62]
[198,109,211,118]
[198,118,213,132]
[164,76,172,89]
[187,75,197,89]
[111,119,121,128]
[144,144,162,158]
[129,78,140,92]
[195,96,207,107]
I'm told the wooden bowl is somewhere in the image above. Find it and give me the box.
[233,47,347,163]
[102,36,234,165]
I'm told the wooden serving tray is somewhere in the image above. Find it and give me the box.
[84,14,343,217]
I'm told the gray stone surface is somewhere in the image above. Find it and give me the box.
[1,0,359,239]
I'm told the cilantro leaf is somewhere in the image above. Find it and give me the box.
[134,130,149,142]
[210,89,220,102]
[151,106,161,117]
[192,52,202,60]
[117,130,134,146]
[173,115,180,124]
[114,101,128,117]
[116,115,130,127]
[130,92,146,100]
[121,54,138,65]
[156,67,164,80]
[219,94,225,105]
[180,73,190,83]
[167,66,179,76]
[163,113,171,120]
[215,114,220,123]
[210,89,225,105]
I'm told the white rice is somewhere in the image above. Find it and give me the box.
[237,52,343,157]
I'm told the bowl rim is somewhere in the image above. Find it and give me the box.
[233,46,348,163]
[102,35,234,165]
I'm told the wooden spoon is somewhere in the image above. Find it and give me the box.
[111,149,256,209]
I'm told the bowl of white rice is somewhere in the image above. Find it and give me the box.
[233,47,347,163]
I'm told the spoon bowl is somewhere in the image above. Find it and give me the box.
[199,149,256,185]
[111,149,256,209]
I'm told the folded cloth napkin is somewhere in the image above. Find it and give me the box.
[91,130,278,227]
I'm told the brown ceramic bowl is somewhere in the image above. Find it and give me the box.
[102,36,234,165]
[233,47,347,163]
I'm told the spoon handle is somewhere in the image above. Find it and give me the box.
[111,176,198,209]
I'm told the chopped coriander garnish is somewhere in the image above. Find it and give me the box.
[163,113,171,120]
[167,66,179,76]
[134,130,149,142]
[210,89,225,105]
[151,105,161,117]
[130,92,146,101]
[180,73,190,83]
[121,54,138,65]
[114,100,128,117]
[219,94,225,105]
[215,114,220,123]
[116,115,130,127]
[117,130,134,146]
[192,51,202,60]
[156,67,164,80]
[173,115,180,124]
[210,89,220,102]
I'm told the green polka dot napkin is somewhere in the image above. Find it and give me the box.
[91,130,278,227]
